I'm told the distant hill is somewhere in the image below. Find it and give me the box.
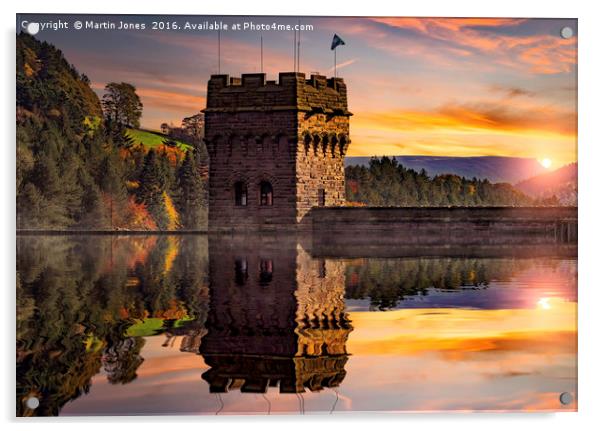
[345,156,547,184]
[516,163,577,206]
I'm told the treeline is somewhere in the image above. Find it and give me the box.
[16,33,207,230]
[345,157,535,207]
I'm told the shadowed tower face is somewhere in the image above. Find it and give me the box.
[204,72,351,231]
[200,236,353,394]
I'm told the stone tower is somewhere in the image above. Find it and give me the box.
[204,72,351,231]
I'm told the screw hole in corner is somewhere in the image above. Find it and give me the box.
[25,396,40,410]
[559,391,574,405]
[560,26,574,39]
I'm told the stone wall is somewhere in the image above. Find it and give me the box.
[295,111,349,225]
[310,206,578,245]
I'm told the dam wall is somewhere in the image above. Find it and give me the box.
[310,207,577,247]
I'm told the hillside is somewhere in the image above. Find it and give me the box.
[516,163,577,206]
[126,128,193,151]
[17,32,107,229]
[345,156,546,184]
[17,33,102,132]
[16,33,207,231]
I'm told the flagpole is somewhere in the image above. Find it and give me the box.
[217,28,221,74]
[297,20,301,73]
[293,27,297,72]
[331,34,345,78]
[260,35,263,73]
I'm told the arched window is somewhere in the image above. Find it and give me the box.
[304,133,312,155]
[339,135,348,156]
[229,135,240,156]
[234,181,247,206]
[313,134,321,155]
[277,135,288,154]
[234,258,248,286]
[259,259,273,286]
[260,181,273,206]
[321,135,329,156]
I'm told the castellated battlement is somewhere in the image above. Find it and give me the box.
[206,72,351,115]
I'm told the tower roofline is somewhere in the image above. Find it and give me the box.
[205,71,351,116]
[208,72,346,91]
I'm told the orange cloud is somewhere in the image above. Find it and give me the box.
[136,87,206,113]
[355,102,576,137]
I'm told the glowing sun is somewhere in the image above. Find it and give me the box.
[540,158,552,169]
[537,297,552,310]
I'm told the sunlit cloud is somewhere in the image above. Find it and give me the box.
[488,84,536,98]
[366,18,577,75]
[136,87,205,113]
[354,102,576,137]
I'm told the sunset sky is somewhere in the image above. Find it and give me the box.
[20,15,577,166]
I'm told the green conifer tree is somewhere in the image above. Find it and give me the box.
[176,151,204,229]
[136,149,169,229]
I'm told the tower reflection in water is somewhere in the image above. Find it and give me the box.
[199,235,352,394]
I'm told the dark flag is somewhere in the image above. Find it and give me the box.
[331,34,346,50]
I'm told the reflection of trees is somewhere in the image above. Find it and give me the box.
[16,235,209,416]
[344,257,532,310]
[103,337,146,385]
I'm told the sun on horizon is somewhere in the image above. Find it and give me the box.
[540,158,553,169]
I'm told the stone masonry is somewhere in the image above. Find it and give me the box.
[204,72,351,232]
[200,235,352,393]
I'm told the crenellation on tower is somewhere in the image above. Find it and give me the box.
[204,71,351,231]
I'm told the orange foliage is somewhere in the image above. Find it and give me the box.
[348,179,359,194]
[123,236,158,269]
[163,236,180,274]
[345,201,367,207]
[154,299,188,320]
[120,143,184,167]
[118,307,130,319]
[125,180,139,190]
[125,196,158,230]
[158,145,185,166]
[162,192,180,231]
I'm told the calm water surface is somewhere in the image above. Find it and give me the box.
[16,235,577,415]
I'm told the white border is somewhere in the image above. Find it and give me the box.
[2,1,602,430]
